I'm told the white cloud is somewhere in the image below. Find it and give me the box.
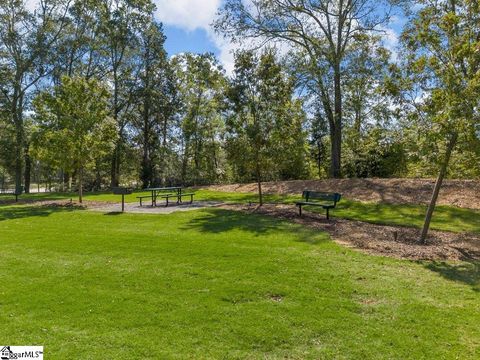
[209,33,238,74]
[379,14,407,63]
[154,0,291,74]
[154,0,221,31]
[153,0,242,74]
[381,27,400,61]
[24,0,39,12]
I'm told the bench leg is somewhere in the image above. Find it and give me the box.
[165,197,169,207]
[326,208,330,220]
[190,195,193,204]
[140,198,143,207]
[298,205,302,217]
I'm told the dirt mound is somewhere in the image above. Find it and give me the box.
[223,204,480,261]
[206,178,480,209]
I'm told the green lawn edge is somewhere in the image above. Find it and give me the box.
[1,188,479,234]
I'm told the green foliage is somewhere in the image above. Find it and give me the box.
[226,49,310,188]
[343,127,407,178]
[401,0,480,142]
[135,21,179,188]
[1,0,480,192]
[216,0,395,177]
[172,53,228,186]
[0,120,16,178]
[32,76,117,200]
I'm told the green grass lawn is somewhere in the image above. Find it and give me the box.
[3,188,480,234]
[0,205,478,358]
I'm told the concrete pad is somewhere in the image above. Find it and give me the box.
[89,201,223,214]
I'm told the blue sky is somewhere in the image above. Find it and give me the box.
[163,27,219,56]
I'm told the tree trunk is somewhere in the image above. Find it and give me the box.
[331,62,342,178]
[317,141,323,178]
[141,104,151,188]
[420,132,458,244]
[330,123,342,178]
[94,161,102,191]
[141,40,152,189]
[78,166,83,204]
[24,144,31,194]
[60,169,65,192]
[115,147,121,185]
[13,92,24,194]
[255,149,263,206]
[110,65,121,188]
[181,136,189,185]
[110,142,120,188]
[159,115,169,186]
[14,125,23,194]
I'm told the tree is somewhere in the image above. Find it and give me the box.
[172,53,227,186]
[136,20,178,188]
[226,49,308,205]
[215,0,393,178]
[0,0,72,193]
[50,0,111,81]
[97,0,154,187]
[32,76,117,203]
[341,35,401,177]
[400,0,480,243]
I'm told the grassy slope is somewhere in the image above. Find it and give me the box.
[192,190,480,234]
[3,188,480,234]
[0,205,478,359]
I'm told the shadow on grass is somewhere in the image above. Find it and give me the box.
[0,204,84,222]
[182,209,281,235]
[424,260,480,292]
[104,211,124,216]
[181,208,328,245]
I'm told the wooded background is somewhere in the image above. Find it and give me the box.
[0,0,479,193]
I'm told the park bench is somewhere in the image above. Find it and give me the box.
[296,190,341,219]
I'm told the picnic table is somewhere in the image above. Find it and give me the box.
[138,187,194,207]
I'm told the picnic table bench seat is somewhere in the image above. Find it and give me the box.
[296,191,341,219]
[158,192,194,206]
[137,194,173,206]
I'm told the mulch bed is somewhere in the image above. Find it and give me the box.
[221,203,480,261]
[206,178,480,210]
